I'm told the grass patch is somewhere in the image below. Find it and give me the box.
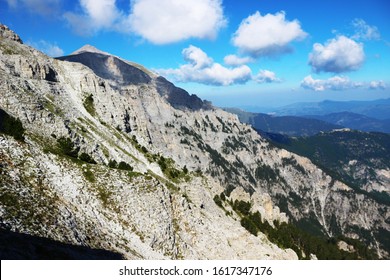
[83,94,96,116]
[97,186,111,207]
[83,169,95,183]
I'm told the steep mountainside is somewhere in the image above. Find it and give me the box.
[224,108,342,136]
[0,25,388,259]
[268,129,390,203]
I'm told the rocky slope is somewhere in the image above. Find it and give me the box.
[0,24,388,259]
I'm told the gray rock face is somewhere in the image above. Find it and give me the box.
[0,24,23,43]
[57,52,152,85]
[57,48,211,111]
[0,25,389,259]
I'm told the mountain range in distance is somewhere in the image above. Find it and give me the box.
[241,98,390,120]
[225,98,390,135]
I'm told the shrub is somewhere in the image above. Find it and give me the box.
[79,152,96,164]
[241,217,258,236]
[233,200,251,216]
[213,195,223,208]
[57,137,79,158]
[118,161,133,171]
[108,160,118,168]
[169,169,180,179]
[158,156,167,171]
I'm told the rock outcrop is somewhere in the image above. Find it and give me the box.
[0,24,23,43]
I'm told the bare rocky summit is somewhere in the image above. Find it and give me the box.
[0,24,23,43]
[0,24,388,259]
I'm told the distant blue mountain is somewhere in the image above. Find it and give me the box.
[224,108,342,136]
[268,98,390,120]
[306,112,390,133]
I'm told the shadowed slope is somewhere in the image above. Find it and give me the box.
[0,229,124,260]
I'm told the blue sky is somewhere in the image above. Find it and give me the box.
[1,0,390,109]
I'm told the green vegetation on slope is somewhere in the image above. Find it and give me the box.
[213,193,378,259]
[269,130,390,206]
[83,94,96,116]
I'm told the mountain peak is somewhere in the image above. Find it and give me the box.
[58,45,212,111]
[71,44,110,56]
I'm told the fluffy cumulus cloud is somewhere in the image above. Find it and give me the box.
[232,11,307,57]
[157,45,252,86]
[255,70,281,83]
[182,46,213,69]
[369,80,386,90]
[9,0,226,45]
[351,18,380,41]
[28,40,64,57]
[62,0,226,42]
[309,36,365,73]
[301,75,363,91]
[300,75,386,91]
[223,55,253,66]
[6,0,61,16]
[64,0,124,35]
[128,0,226,44]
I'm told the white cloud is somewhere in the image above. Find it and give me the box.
[232,11,307,57]
[6,0,61,16]
[128,0,226,44]
[64,0,124,35]
[309,36,364,73]
[63,0,226,43]
[156,45,252,86]
[28,40,64,57]
[255,70,280,83]
[79,0,121,28]
[352,18,380,41]
[369,80,386,90]
[300,75,373,91]
[182,46,213,69]
[223,54,253,66]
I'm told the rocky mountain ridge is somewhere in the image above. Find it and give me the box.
[0,24,388,259]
